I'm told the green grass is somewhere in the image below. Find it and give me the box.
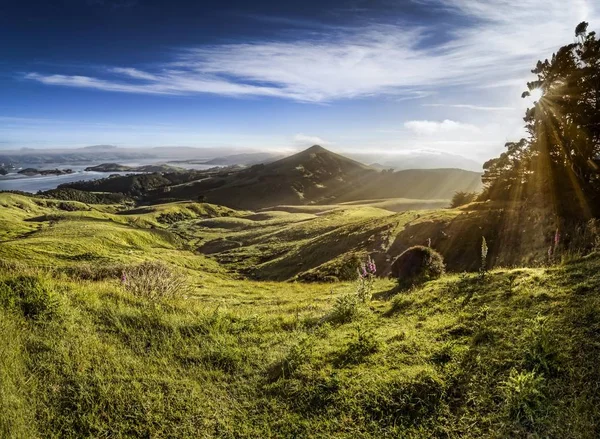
[3,192,600,437]
[2,253,600,437]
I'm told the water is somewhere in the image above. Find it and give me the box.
[0,161,214,193]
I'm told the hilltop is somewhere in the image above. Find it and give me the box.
[147,145,482,209]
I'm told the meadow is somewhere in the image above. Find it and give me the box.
[2,192,600,438]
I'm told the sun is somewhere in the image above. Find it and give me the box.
[530,87,544,101]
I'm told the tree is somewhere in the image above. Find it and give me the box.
[450,191,477,208]
[482,22,600,217]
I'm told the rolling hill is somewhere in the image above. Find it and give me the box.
[159,145,483,209]
[2,191,600,438]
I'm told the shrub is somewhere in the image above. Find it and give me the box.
[0,276,58,320]
[391,246,445,288]
[450,191,477,208]
[122,261,192,300]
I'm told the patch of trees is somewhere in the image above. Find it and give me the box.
[38,188,129,204]
[60,170,208,197]
[482,22,600,218]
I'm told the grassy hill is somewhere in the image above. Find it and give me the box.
[2,192,600,437]
[1,192,580,282]
[1,190,600,437]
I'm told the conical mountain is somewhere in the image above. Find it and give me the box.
[263,145,373,178]
[163,145,482,209]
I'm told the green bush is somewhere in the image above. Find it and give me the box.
[0,276,58,320]
[391,246,445,289]
[450,191,477,208]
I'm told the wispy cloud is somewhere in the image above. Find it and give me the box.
[24,0,597,103]
[404,119,479,135]
[422,103,515,111]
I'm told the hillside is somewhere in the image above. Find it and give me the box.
[158,145,482,209]
[84,163,184,173]
[1,191,600,438]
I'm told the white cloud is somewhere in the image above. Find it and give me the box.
[23,0,598,103]
[109,67,159,81]
[404,119,480,135]
[422,104,515,111]
[293,133,332,146]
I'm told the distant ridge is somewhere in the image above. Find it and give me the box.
[160,145,482,209]
[203,152,284,166]
[81,144,118,150]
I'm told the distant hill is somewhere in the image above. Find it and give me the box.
[85,163,184,173]
[80,144,118,150]
[162,145,482,209]
[203,152,285,166]
[85,163,131,172]
[348,150,483,172]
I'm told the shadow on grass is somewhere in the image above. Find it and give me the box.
[372,284,403,301]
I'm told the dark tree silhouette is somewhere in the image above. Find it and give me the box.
[482,22,600,218]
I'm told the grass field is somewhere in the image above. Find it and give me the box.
[2,192,600,437]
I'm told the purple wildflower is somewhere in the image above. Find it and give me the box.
[121,271,127,284]
[554,228,561,247]
[367,258,377,274]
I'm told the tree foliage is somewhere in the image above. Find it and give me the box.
[450,191,478,208]
[482,22,600,217]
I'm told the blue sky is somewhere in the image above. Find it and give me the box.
[1,0,597,163]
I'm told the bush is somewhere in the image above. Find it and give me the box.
[0,276,58,320]
[122,261,192,300]
[391,246,445,288]
[450,191,477,208]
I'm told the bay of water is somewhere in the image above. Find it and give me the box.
[0,161,214,193]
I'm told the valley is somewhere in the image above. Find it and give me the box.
[2,189,600,438]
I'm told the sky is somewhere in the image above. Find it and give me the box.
[0,0,598,164]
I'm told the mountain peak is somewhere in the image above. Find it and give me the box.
[305,144,327,153]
